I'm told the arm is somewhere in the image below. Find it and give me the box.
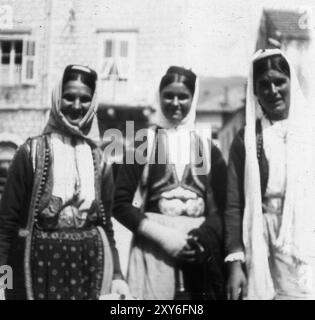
[101,162,133,298]
[224,130,247,300]
[224,130,245,256]
[112,127,156,232]
[113,155,188,259]
[186,143,227,263]
[0,142,33,266]
[112,160,146,233]
[100,162,123,280]
[211,143,227,214]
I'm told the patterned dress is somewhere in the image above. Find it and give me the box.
[0,133,118,300]
[113,128,226,300]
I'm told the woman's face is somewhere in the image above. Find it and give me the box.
[255,69,290,121]
[60,79,93,126]
[160,81,193,125]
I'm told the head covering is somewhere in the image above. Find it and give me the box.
[243,49,315,299]
[148,66,211,176]
[43,65,100,146]
[151,66,199,129]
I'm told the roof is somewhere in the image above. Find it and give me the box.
[197,76,246,113]
[263,9,310,40]
[97,77,247,115]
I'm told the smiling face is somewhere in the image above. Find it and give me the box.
[160,81,193,125]
[255,69,291,121]
[60,78,93,126]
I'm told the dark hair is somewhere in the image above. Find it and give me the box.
[159,66,196,94]
[62,65,97,94]
[253,54,290,93]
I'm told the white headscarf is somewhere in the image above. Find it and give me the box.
[243,49,315,299]
[149,67,211,176]
[151,68,200,130]
[43,65,100,146]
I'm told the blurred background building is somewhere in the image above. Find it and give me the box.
[0,0,312,165]
[218,7,312,161]
[0,0,247,186]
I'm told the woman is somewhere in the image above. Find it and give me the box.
[0,65,128,300]
[225,49,315,300]
[113,66,226,300]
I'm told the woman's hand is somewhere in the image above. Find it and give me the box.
[110,279,132,299]
[226,261,247,300]
[159,227,188,258]
[177,235,206,263]
[138,219,188,258]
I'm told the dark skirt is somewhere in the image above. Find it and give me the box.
[30,227,105,300]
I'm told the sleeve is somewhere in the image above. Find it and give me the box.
[100,162,123,279]
[224,252,245,263]
[224,130,246,256]
[210,143,227,214]
[112,159,146,233]
[188,143,227,261]
[0,142,33,266]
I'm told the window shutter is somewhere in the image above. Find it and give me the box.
[99,39,115,80]
[97,32,137,103]
[116,58,129,80]
[22,37,36,85]
[116,40,129,80]
[100,57,115,80]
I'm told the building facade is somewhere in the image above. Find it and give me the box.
[0,0,248,186]
[218,8,313,162]
[255,9,311,97]
[0,0,223,270]
[0,0,195,142]
[0,0,195,197]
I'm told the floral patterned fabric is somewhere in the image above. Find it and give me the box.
[31,227,104,300]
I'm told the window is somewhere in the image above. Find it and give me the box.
[0,36,37,86]
[0,141,18,199]
[98,31,137,103]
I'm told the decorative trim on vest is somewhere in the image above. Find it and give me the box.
[23,134,110,299]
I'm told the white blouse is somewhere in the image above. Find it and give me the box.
[261,116,288,214]
[51,133,95,228]
[165,128,191,180]
[225,116,289,262]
